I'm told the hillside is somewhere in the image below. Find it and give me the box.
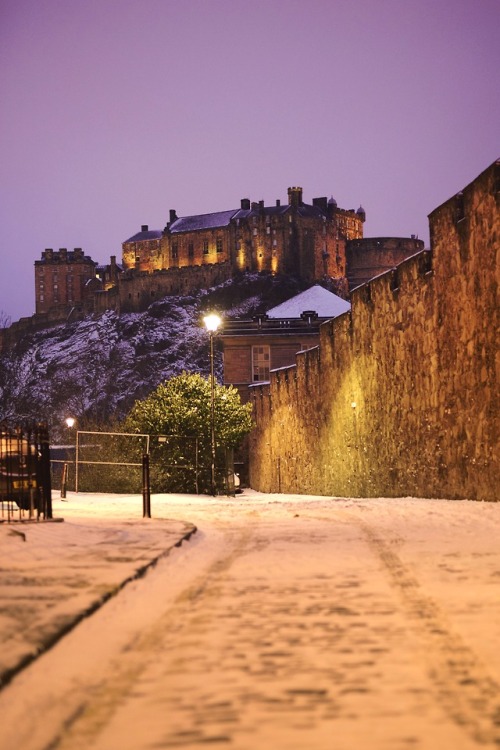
[0,273,303,440]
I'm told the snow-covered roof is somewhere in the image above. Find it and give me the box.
[266,285,351,319]
[123,229,163,243]
[170,210,238,233]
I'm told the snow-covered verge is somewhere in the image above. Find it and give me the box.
[0,494,196,687]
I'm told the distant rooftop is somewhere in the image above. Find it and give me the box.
[170,210,238,233]
[267,285,351,319]
[123,226,163,243]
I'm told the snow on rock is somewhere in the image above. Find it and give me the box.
[0,274,306,434]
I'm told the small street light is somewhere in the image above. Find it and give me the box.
[61,417,76,499]
[203,313,222,496]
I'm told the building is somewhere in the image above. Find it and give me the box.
[122,187,367,295]
[221,285,351,402]
[21,184,423,335]
[34,248,98,315]
[346,236,424,288]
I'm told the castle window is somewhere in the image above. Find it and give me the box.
[188,243,194,258]
[172,243,178,259]
[216,238,223,253]
[252,345,270,382]
[253,228,258,237]
[203,240,209,254]
[266,226,270,235]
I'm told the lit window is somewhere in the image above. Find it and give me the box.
[203,240,209,254]
[252,345,270,381]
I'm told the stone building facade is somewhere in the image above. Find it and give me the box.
[122,187,366,300]
[248,161,499,502]
[221,286,351,402]
[34,248,98,315]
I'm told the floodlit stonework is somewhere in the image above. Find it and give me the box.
[248,161,499,502]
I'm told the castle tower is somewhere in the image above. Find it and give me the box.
[288,187,303,207]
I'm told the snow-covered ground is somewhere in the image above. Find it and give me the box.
[0,490,499,749]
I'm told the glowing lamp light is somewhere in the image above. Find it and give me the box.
[203,313,221,332]
[351,402,357,409]
[65,417,75,428]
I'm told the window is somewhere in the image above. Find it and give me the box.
[203,240,209,254]
[252,345,270,382]
[216,238,223,253]
[188,243,194,258]
[172,242,178,260]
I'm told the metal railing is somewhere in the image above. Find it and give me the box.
[0,424,52,521]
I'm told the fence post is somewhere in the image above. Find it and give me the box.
[60,462,68,499]
[142,453,151,518]
[39,425,52,519]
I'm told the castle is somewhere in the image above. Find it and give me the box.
[0,185,423,349]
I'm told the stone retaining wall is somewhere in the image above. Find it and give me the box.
[249,162,499,501]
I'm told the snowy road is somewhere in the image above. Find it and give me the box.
[1,491,500,749]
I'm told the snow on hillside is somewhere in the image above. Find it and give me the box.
[0,273,305,438]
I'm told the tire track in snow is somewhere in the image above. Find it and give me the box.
[49,526,255,750]
[350,514,500,746]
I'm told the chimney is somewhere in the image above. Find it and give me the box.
[241,198,250,210]
[288,186,303,207]
[276,199,281,207]
[169,209,178,224]
[141,224,149,232]
[312,197,328,214]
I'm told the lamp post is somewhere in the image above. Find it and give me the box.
[61,417,75,499]
[203,313,221,496]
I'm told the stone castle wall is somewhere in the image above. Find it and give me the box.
[118,262,234,313]
[248,162,499,501]
[346,236,425,288]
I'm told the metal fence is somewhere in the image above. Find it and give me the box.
[0,424,52,521]
[50,430,236,496]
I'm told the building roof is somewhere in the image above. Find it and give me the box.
[266,285,351,319]
[170,210,238,233]
[123,229,163,243]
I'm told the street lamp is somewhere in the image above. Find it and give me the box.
[61,417,76,499]
[203,313,222,496]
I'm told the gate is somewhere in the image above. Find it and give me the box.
[0,424,52,521]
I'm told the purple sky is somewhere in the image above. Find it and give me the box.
[1,0,498,323]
